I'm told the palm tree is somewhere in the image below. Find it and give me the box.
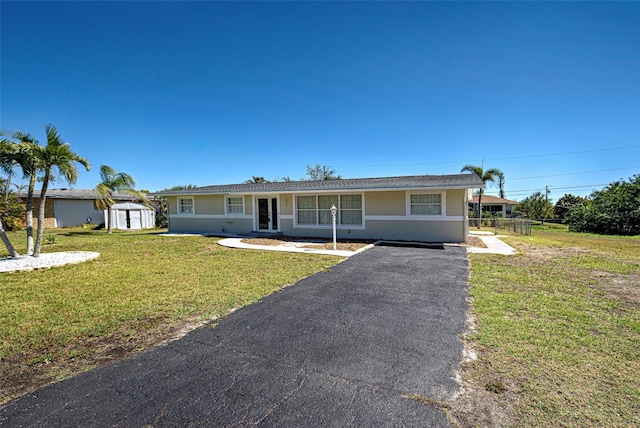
[95,165,147,234]
[461,164,502,229]
[11,131,42,255]
[0,129,17,202]
[0,136,20,257]
[244,176,269,184]
[33,124,90,257]
[496,171,506,199]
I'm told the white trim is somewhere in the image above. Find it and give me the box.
[405,190,446,217]
[255,196,280,232]
[293,224,366,231]
[293,192,365,229]
[225,195,245,215]
[365,215,465,222]
[177,197,195,215]
[280,214,294,220]
[172,213,252,219]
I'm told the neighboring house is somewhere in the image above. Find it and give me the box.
[20,188,155,230]
[153,173,484,243]
[468,195,519,218]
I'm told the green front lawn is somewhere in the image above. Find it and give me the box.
[456,230,640,427]
[0,228,340,403]
[3,226,639,427]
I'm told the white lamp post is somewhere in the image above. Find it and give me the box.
[330,204,337,251]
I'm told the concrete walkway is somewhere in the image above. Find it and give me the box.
[469,235,516,255]
[217,237,367,257]
[466,232,517,255]
[218,235,516,256]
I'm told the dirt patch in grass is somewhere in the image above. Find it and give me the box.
[244,236,487,251]
[464,236,487,248]
[454,232,640,426]
[588,271,640,310]
[0,315,211,404]
[242,237,375,252]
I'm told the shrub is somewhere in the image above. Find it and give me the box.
[567,175,640,235]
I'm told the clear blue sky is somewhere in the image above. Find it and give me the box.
[2,1,639,201]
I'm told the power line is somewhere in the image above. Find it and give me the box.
[485,183,610,199]
[509,166,639,181]
[333,145,639,169]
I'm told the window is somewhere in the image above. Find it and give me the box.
[296,194,363,226]
[227,197,244,214]
[178,197,194,214]
[340,194,362,225]
[297,196,317,224]
[410,193,441,215]
[318,195,338,225]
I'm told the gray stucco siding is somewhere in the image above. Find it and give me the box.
[280,218,466,243]
[168,217,253,234]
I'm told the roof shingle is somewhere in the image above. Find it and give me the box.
[152,173,484,196]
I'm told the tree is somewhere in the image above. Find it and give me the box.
[496,171,506,199]
[554,194,590,220]
[515,192,554,220]
[10,131,42,255]
[566,175,640,235]
[153,184,197,228]
[33,125,90,257]
[95,165,148,234]
[460,164,502,228]
[305,164,341,181]
[244,176,269,184]
[0,137,20,257]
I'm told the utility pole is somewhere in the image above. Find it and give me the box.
[543,185,550,225]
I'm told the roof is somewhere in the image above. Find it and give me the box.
[469,195,519,205]
[19,188,138,201]
[151,174,484,196]
[111,201,154,210]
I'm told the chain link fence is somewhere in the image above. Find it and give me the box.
[469,218,532,235]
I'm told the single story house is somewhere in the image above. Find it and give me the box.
[20,188,155,230]
[153,173,484,243]
[468,195,519,218]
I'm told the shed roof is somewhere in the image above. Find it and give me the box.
[111,202,154,210]
[152,173,484,196]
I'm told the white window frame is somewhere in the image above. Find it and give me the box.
[406,190,446,218]
[178,197,194,214]
[225,196,245,215]
[294,193,365,229]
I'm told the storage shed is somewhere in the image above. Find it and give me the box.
[106,202,155,230]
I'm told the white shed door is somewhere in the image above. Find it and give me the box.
[130,210,142,229]
[117,210,127,229]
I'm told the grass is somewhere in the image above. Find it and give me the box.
[456,229,640,427]
[0,228,340,403]
[3,226,639,426]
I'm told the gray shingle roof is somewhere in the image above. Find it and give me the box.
[152,174,484,196]
[19,188,138,201]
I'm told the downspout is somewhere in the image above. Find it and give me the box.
[463,189,469,243]
[167,197,171,232]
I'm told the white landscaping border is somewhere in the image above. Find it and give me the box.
[0,252,100,273]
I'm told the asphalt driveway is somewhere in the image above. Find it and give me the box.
[1,245,470,427]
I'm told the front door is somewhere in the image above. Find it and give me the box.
[257,197,278,231]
